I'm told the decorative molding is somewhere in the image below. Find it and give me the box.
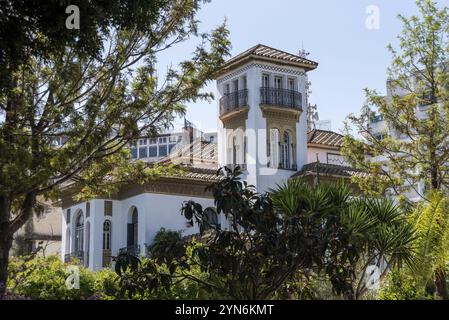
[264,107,301,166]
[217,62,306,84]
[61,177,215,209]
[217,63,254,84]
[254,63,306,77]
[220,108,249,128]
[261,106,301,122]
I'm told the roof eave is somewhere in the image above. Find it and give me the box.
[216,54,318,78]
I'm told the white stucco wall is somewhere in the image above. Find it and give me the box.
[216,61,309,194]
[307,147,345,164]
[62,193,215,270]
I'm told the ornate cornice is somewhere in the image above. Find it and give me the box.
[260,106,302,122]
[217,62,306,84]
[220,107,249,127]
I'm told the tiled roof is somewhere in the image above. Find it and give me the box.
[219,44,318,73]
[157,140,221,182]
[307,129,344,148]
[294,162,370,179]
[249,44,318,66]
[176,166,223,182]
[158,139,217,170]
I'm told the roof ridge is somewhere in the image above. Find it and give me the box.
[307,128,343,136]
[305,161,361,171]
[252,44,318,65]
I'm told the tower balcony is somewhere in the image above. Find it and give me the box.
[260,87,302,111]
[219,89,249,119]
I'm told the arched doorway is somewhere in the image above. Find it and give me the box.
[64,227,71,262]
[74,211,84,264]
[281,131,292,169]
[102,220,112,267]
[65,228,71,254]
[126,207,139,256]
[269,128,280,168]
[85,221,90,268]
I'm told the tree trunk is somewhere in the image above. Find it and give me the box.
[0,233,12,300]
[435,268,448,300]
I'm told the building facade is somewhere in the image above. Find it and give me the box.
[216,44,317,192]
[60,45,358,270]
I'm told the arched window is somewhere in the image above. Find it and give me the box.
[103,220,112,267]
[232,135,237,165]
[226,133,234,166]
[235,129,245,165]
[281,131,292,169]
[127,207,138,250]
[65,228,71,254]
[74,212,84,254]
[269,128,280,168]
[85,221,90,267]
[103,220,111,251]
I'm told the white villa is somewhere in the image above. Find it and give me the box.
[60,45,359,270]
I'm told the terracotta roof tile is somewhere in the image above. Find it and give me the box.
[307,129,344,148]
[219,44,318,74]
[250,44,318,66]
[158,140,217,165]
[173,166,223,182]
[294,162,370,179]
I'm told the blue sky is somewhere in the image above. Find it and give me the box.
[158,0,447,133]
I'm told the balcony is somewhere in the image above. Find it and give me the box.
[64,251,84,265]
[260,87,302,110]
[119,245,141,257]
[370,114,384,123]
[219,89,248,117]
[278,163,297,171]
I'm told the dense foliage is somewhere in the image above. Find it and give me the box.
[115,167,416,300]
[342,0,449,299]
[0,0,231,298]
[6,255,119,300]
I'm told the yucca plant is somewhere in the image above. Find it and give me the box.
[270,180,417,300]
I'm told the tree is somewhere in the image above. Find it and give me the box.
[116,167,330,300]
[409,191,449,298]
[341,0,449,298]
[180,167,327,299]
[0,0,231,298]
[270,179,416,300]
[115,168,415,300]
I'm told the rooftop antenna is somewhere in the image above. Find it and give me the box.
[298,42,310,59]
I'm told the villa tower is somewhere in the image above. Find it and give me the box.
[216,44,318,192]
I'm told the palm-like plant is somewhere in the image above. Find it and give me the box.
[270,180,417,300]
[409,191,449,299]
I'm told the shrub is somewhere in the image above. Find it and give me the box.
[147,228,186,266]
[93,269,121,300]
[7,255,119,300]
[378,270,432,300]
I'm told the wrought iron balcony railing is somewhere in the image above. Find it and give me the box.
[225,163,247,171]
[219,89,248,116]
[119,245,141,257]
[65,251,84,264]
[370,114,384,123]
[260,87,302,110]
[278,163,298,171]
